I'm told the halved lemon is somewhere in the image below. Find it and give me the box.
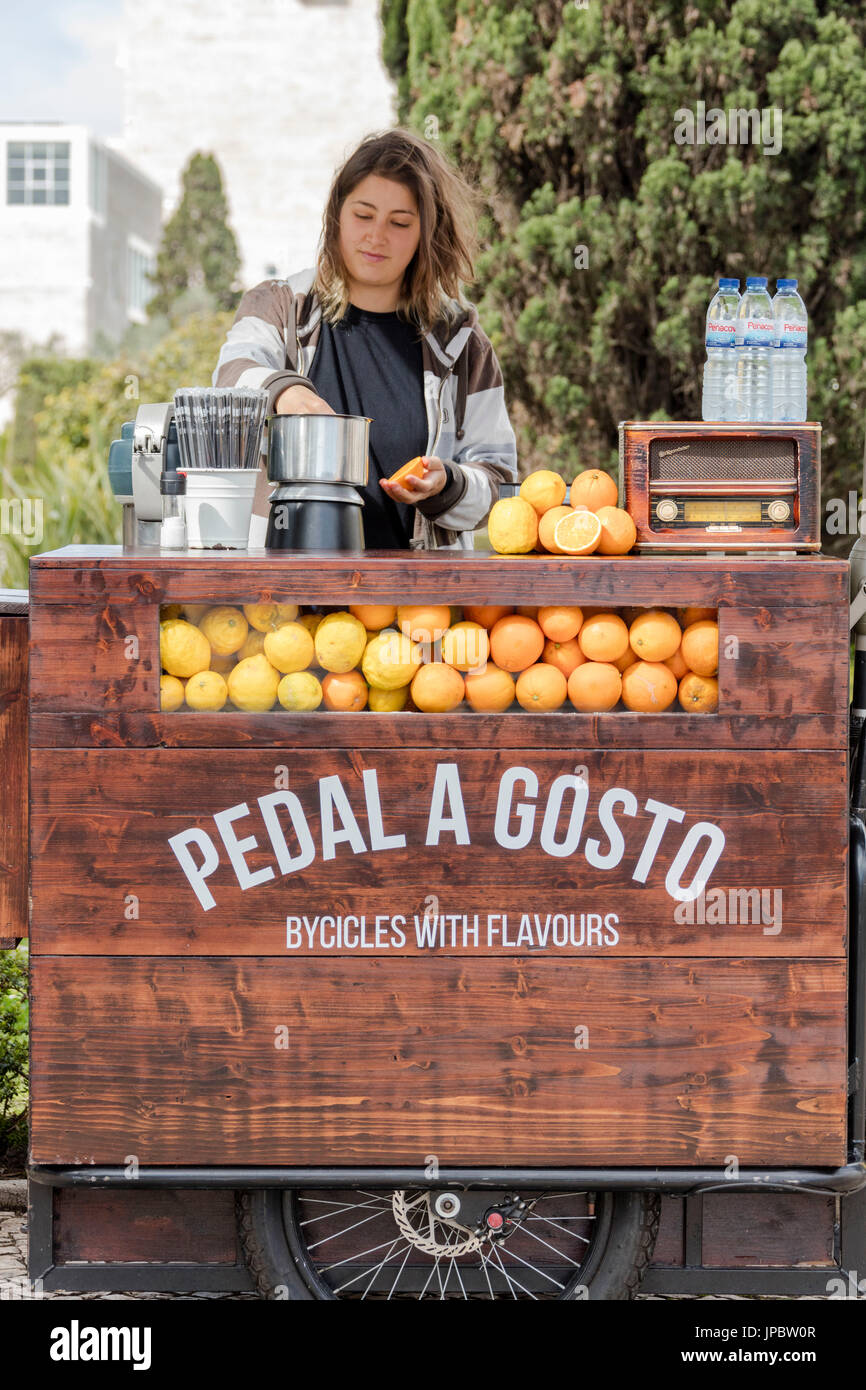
[553,509,603,555]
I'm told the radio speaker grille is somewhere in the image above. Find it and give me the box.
[649,436,797,481]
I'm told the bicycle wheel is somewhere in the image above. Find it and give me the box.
[237,1186,659,1300]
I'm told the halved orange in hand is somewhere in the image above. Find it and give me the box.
[386,456,425,485]
[553,509,603,555]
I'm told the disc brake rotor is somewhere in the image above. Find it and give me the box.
[391,1190,486,1257]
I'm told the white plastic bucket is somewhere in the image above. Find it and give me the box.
[178,469,258,549]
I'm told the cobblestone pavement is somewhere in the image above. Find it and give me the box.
[1,1209,827,1301]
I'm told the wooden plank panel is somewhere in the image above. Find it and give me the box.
[27,709,848,751]
[54,1187,238,1264]
[28,602,159,711]
[29,748,847,956]
[701,1193,837,1267]
[28,549,848,610]
[28,956,847,1167]
[0,615,28,947]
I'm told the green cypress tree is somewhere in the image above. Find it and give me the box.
[148,153,241,319]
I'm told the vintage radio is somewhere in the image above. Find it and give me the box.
[619,421,821,552]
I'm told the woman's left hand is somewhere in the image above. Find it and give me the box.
[379,456,448,506]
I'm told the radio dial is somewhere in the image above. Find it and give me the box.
[767,499,791,522]
[655,500,678,523]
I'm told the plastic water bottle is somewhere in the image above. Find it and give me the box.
[701,278,740,420]
[771,278,808,422]
[736,276,775,421]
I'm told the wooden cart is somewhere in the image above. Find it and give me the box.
[3,545,864,1298]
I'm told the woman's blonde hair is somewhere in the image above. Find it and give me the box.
[313,128,482,335]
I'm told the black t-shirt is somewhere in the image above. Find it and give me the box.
[306,302,429,549]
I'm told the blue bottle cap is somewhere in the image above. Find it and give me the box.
[719,278,740,289]
[776,278,798,289]
[746,276,768,288]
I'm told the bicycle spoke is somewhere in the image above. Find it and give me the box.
[495,1244,568,1290]
[306,1206,389,1251]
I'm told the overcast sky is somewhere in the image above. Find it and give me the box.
[0,0,124,135]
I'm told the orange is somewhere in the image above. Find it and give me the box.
[613,645,638,673]
[595,505,637,555]
[681,620,719,677]
[621,661,678,713]
[664,646,689,680]
[520,469,567,516]
[516,606,538,618]
[678,606,717,628]
[554,509,602,555]
[537,505,573,554]
[440,621,490,671]
[567,661,623,712]
[628,610,682,663]
[678,672,719,713]
[538,605,583,642]
[464,662,516,712]
[489,614,546,672]
[515,663,568,711]
[397,605,452,644]
[569,469,618,512]
[349,604,397,630]
[387,456,425,485]
[542,637,585,679]
[463,605,513,628]
[410,662,465,712]
[321,670,368,711]
[578,612,630,663]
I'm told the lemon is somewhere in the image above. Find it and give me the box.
[199,606,249,655]
[369,685,408,712]
[297,612,323,637]
[519,469,567,516]
[237,628,267,661]
[160,674,185,711]
[263,621,315,673]
[181,603,209,624]
[314,611,367,673]
[243,601,299,632]
[185,669,228,711]
[487,497,539,554]
[227,655,281,711]
[362,630,423,690]
[161,603,184,621]
[160,619,211,678]
[277,671,323,710]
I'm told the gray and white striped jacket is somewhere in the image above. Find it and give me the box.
[212,266,518,549]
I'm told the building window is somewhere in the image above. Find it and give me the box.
[127,241,155,318]
[89,144,107,217]
[6,141,70,205]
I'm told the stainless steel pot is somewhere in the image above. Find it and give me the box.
[267,413,371,485]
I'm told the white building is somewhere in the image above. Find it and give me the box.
[115,0,396,288]
[0,121,163,357]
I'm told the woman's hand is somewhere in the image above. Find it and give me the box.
[274,383,336,416]
[380,456,448,506]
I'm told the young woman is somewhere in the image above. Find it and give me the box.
[213,127,518,550]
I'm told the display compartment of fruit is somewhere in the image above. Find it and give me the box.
[158,599,720,716]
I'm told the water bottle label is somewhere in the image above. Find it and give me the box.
[706,320,737,347]
[778,320,807,349]
[741,317,775,346]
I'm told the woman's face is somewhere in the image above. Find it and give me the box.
[338,174,421,295]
